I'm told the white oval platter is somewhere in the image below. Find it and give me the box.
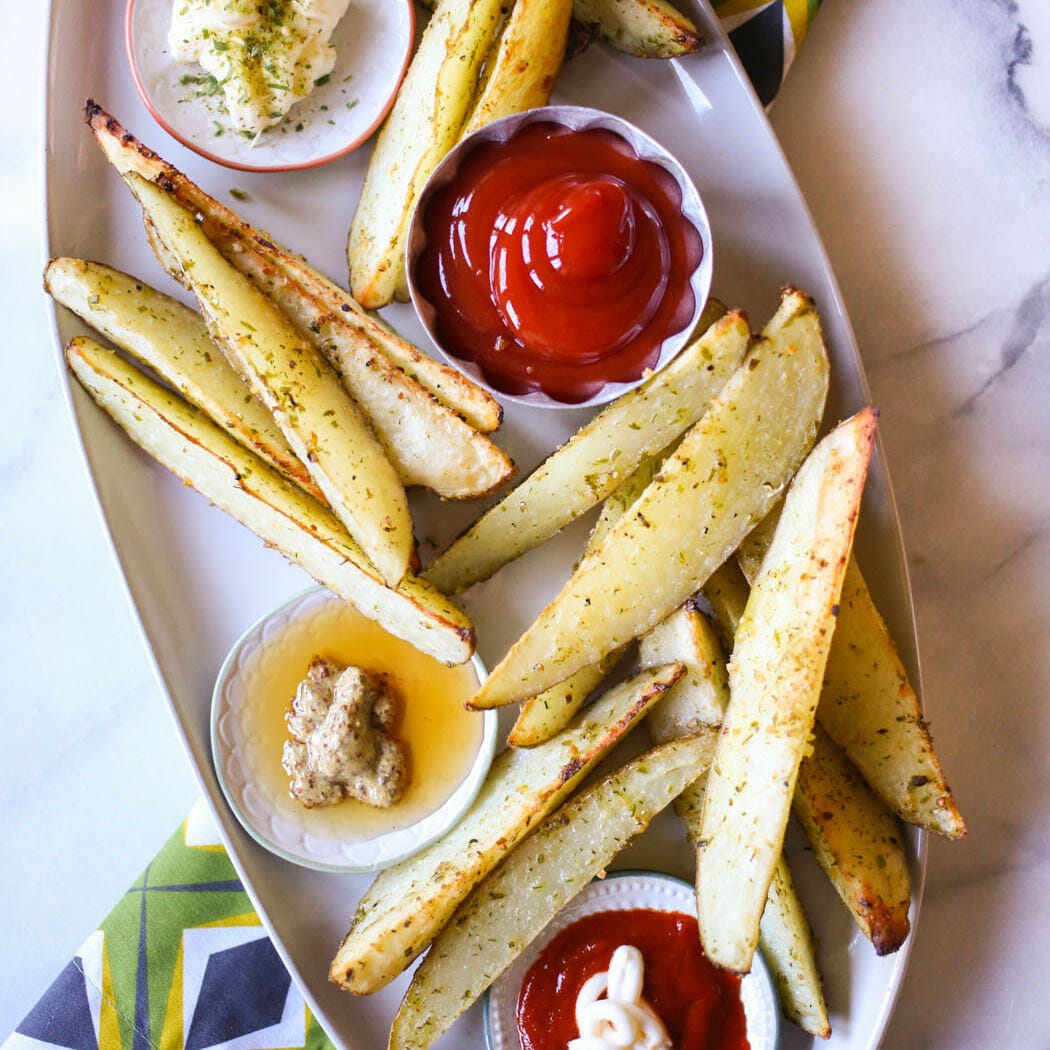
[44,2,926,1049]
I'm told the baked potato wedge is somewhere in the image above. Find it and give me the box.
[85,102,502,433]
[641,600,727,733]
[508,452,666,747]
[125,173,412,587]
[460,0,574,135]
[347,0,506,307]
[425,301,741,594]
[44,258,323,502]
[573,0,701,57]
[703,526,915,964]
[698,408,876,973]
[737,508,964,839]
[329,663,685,993]
[760,858,831,1038]
[470,290,829,709]
[389,732,718,1050]
[794,726,912,955]
[642,593,830,1038]
[66,338,473,664]
[226,242,513,498]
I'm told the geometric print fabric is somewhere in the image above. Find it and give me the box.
[3,802,333,1050]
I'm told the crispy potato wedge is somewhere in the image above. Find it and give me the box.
[88,131,510,498]
[85,102,502,433]
[760,858,831,1038]
[508,451,667,747]
[737,508,964,839]
[66,338,473,664]
[329,663,685,993]
[643,596,830,1038]
[703,527,915,963]
[573,0,701,57]
[470,290,829,709]
[125,174,413,586]
[389,733,718,1050]
[700,559,750,651]
[426,302,742,594]
[641,600,726,733]
[505,656,616,749]
[506,462,647,747]
[348,0,506,306]
[794,726,912,955]
[698,408,876,973]
[44,257,323,502]
[226,243,513,498]
[460,0,573,135]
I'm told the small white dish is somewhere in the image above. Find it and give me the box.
[211,586,497,873]
[125,0,413,171]
[484,870,780,1050]
[406,105,714,410]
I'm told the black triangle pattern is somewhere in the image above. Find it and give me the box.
[184,938,291,1050]
[15,960,98,1050]
[729,1,786,107]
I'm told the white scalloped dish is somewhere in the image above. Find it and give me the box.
[212,586,497,873]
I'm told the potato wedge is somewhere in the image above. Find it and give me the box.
[347,0,506,306]
[470,290,829,709]
[84,102,502,433]
[125,173,413,587]
[737,508,964,839]
[225,242,513,498]
[426,302,743,593]
[460,0,573,135]
[703,526,914,964]
[573,0,701,58]
[44,257,324,502]
[760,859,831,1038]
[66,338,473,664]
[642,596,830,1038]
[506,466,645,747]
[641,601,726,733]
[794,725,912,955]
[329,663,685,993]
[508,451,667,747]
[507,648,619,748]
[389,733,718,1050]
[698,408,876,973]
[700,559,750,650]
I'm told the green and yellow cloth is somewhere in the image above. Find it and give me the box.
[5,5,820,1047]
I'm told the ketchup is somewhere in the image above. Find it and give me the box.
[516,909,749,1050]
[415,123,703,403]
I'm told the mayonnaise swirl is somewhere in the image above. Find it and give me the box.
[568,945,672,1050]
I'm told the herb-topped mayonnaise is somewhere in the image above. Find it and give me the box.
[168,0,351,136]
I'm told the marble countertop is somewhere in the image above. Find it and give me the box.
[2,0,1048,1046]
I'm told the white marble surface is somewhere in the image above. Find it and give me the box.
[2,0,1048,1046]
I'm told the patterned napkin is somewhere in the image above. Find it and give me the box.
[7,4,819,1048]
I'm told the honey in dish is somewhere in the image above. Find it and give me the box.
[243,596,483,840]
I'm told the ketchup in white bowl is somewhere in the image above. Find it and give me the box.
[409,110,711,406]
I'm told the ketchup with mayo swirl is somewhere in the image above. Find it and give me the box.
[414,123,703,403]
[516,910,748,1050]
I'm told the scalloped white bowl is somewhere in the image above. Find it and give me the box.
[484,870,780,1050]
[406,105,714,410]
[211,586,497,873]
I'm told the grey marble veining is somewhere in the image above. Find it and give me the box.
[3,0,1050,1046]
